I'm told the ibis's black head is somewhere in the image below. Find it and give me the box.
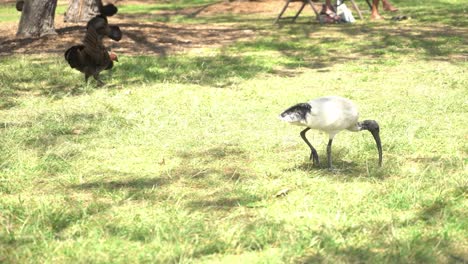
[360,120,383,167]
[360,120,379,133]
[279,103,311,124]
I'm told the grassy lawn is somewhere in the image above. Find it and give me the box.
[0,0,467,263]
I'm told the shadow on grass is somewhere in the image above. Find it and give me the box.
[73,173,170,191]
[175,146,263,211]
[1,0,466,106]
[195,207,466,262]
[115,19,464,86]
[2,111,126,176]
[394,0,468,27]
[69,170,176,202]
[233,22,465,68]
[286,144,387,177]
[0,19,257,57]
[115,52,272,87]
[0,56,102,109]
[0,196,112,253]
[186,192,260,211]
[294,208,466,263]
[175,145,251,181]
[68,144,261,212]
[0,50,272,109]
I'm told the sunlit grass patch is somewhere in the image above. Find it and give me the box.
[0,3,19,23]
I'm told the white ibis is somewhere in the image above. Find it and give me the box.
[279,96,382,168]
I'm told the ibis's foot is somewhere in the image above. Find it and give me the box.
[309,152,320,167]
[313,159,320,167]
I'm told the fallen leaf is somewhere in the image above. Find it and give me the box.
[275,188,290,197]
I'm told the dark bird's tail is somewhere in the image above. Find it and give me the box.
[64,45,84,69]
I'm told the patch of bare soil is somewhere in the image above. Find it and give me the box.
[0,17,258,56]
[0,0,309,57]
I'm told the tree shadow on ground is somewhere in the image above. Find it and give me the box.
[72,172,170,191]
[186,191,260,211]
[175,145,251,181]
[237,22,466,71]
[110,19,466,86]
[285,144,389,179]
[21,111,109,146]
[1,1,466,107]
[115,52,272,87]
[295,194,467,263]
[2,111,117,176]
[0,195,113,256]
[0,19,258,56]
[175,146,262,212]
[1,0,465,60]
[0,25,84,49]
[70,170,174,200]
[68,144,261,211]
[0,55,124,109]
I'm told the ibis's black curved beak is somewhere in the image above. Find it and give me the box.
[360,120,383,167]
[370,128,382,167]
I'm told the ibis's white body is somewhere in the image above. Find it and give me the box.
[282,96,360,138]
[280,96,382,167]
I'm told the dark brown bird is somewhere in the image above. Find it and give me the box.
[65,2,122,86]
[64,26,119,86]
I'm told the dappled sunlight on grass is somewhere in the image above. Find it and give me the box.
[1,58,466,262]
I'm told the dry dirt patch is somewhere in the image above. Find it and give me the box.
[0,17,258,56]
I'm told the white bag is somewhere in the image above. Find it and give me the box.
[337,2,356,23]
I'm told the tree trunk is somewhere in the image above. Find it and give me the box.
[16,0,58,38]
[64,0,100,23]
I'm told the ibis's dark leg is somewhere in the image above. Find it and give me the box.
[327,139,333,169]
[85,73,90,83]
[300,127,320,166]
